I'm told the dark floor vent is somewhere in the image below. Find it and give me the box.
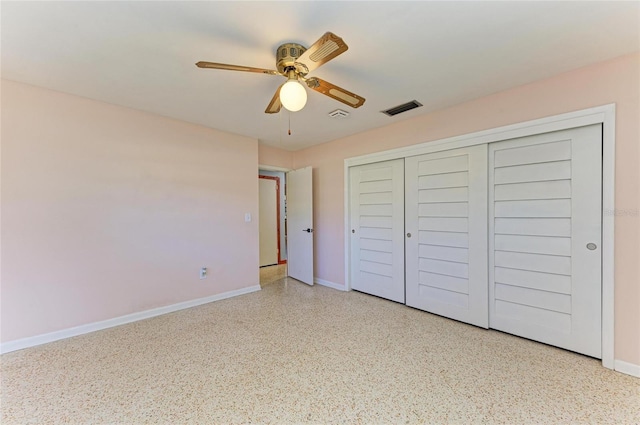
[381,100,423,117]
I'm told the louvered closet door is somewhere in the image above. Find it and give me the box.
[350,159,405,303]
[405,145,488,327]
[489,124,602,358]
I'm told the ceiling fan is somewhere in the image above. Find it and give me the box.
[196,32,366,113]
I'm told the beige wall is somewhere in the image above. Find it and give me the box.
[1,80,260,342]
[292,53,640,365]
[258,144,293,170]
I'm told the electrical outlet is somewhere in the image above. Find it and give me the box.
[200,267,208,279]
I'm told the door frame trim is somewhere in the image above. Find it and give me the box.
[343,103,615,370]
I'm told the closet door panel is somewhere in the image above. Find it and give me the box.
[489,125,602,358]
[350,159,405,303]
[405,145,488,328]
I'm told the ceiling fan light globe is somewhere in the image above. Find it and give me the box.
[280,80,307,112]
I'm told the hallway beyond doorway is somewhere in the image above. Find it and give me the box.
[260,264,287,287]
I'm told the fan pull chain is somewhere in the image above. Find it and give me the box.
[288,112,291,136]
[279,107,283,144]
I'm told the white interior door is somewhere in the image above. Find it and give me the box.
[287,166,314,285]
[349,159,405,303]
[489,124,602,358]
[405,145,488,328]
[259,178,278,267]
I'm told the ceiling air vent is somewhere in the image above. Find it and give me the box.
[381,100,423,117]
[328,109,350,119]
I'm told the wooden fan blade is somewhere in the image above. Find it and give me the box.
[295,32,348,74]
[196,61,280,76]
[305,77,365,108]
[265,85,283,114]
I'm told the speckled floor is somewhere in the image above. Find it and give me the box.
[2,278,639,424]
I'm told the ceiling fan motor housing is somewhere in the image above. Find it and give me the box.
[276,43,308,75]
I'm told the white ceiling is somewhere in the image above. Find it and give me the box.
[2,1,638,151]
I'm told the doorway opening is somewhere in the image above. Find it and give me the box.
[259,170,287,286]
[258,165,315,286]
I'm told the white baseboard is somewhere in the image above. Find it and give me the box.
[314,277,346,291]
[0,285,261,354]
[614,360,640,378]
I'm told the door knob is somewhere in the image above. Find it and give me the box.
[586,243,597,250]
[352,229,355,233]
[303,228,313,233]
[406,232,412,238]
